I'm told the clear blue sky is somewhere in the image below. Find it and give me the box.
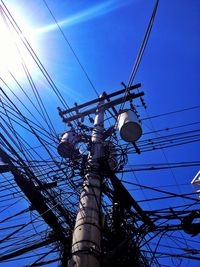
[0,0,199,266]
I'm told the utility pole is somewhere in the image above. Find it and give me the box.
[68,96,104,267]
[57,84,148,266]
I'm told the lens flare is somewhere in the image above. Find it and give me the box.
[0,6,37,81]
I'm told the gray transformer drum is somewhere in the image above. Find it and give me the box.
[57,131,80,158]
[118,109,142,142]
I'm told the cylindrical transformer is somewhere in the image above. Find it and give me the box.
[57,131,80,158]
[118,109,142,142]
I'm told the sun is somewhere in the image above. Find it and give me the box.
[0,5,37,82]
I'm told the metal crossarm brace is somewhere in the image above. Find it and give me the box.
[62,92,144,123]
[59,83,141,116]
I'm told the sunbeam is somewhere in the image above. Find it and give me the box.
[37,0,130,34]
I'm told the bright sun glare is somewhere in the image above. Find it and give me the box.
[0,6,37,81]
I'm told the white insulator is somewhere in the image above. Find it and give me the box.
[118,109,142,142]
[57,131,80,158]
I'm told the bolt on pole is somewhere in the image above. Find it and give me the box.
[68,96,104,267]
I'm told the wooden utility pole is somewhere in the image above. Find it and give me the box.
[68,97,104,267]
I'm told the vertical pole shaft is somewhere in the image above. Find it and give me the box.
[68,97,104,267]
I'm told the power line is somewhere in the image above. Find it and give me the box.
[41,0,99,97]
[142,105,200,121]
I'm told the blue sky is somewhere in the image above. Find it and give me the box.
[0,0,199,266]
